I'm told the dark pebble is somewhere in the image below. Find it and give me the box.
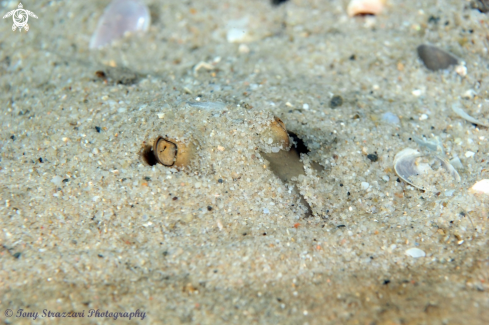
[38,157,43,163]
[471,0,489,13]
[417,44,458,71]
[172,197,178,201]
[271,0,288,5]
[367,153,378,162]
[218,179,223,183]
[337,225,346,228]
[383,279,391,285]
[330,95,343,108]
[10,135,15,141]
[62,178,69,183]
[144,176,151,181]
[95,126,101,133]
[207,206,213,211]
[13,252,21,259]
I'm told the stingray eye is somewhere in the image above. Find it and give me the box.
[140,136,195,170]
[90,0,150,49]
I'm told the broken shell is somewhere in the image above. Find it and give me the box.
[261,117,290,151]
[452,103,489,128]
[469,179,489,194]
[90,0,150,49]
[417,44,458,71]
[153,136,195,169]
[347,0,385,17]
[394,148,431,190]
[394,148,460,191]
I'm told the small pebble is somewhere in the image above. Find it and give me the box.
[405,247,426,258]
[367,153,378,162]
[263,208,270,214]
[382,175,390,182]
[417,44,458,71]
[361,182,370,190]
[95,126,101,133]
[465,151,475,158]
[207,206,213,211]
[419,114,428,121]
[330,95,343,108]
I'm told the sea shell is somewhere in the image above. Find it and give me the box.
[469,179,489,194]
[347,0,386,17]
[394,148,431,190]
[90,0,150,49]
[452,103,489,128]
[393,148,460,191]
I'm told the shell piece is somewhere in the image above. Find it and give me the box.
[90,0,150,49]
[452,103,489,128]
[153,136,195,169]
[405,248,426,258]
[394,148,431,190]
[412,136,444,154]
[347,0,385,17]
[394,148,461,191]
[469,179,489,194]
[417,44,458,71]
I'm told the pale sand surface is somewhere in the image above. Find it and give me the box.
[1,0,489,324]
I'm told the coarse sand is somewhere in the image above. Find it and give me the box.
[1,0,489,324]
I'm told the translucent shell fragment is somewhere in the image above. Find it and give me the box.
[347,0,386,17]
[393,148,460,191]
[90,0,150,49]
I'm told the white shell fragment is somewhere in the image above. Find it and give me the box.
[405,248,426,258]
[394,148,431,189]
[412,136,444,154]
[469,179,489,195]
[393,148,460,191]
[90,0,150,49]
[452,103,489,128]
[347,0,385,17]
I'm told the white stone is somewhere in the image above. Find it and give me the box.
[465,151,475,158]
[361,182,370,190]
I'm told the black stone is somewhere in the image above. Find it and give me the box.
[417,44,458,71]
[271,0,289,5]
[95,126,101,133]
[367,153,378,162]
[330,95,343,108]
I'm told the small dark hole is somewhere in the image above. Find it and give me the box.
[141,145,158,166]
[288,131,309,155]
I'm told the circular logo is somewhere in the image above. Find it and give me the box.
[5,309,13,317]
[13,9,27,27]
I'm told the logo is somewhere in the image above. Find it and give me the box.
[3,3,38,32]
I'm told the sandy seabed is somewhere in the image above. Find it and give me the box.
[1,0,489,324]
